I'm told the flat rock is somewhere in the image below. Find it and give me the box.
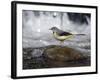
[43,45,87,61]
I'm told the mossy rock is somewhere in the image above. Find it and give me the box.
[43,46,85,61]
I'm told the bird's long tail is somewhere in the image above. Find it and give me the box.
[74,34,85,35]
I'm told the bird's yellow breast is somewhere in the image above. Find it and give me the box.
[53,32,73,41]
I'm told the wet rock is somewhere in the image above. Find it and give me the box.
[23,45,90,69]
[31,48,44,57]
[43,46,86,61]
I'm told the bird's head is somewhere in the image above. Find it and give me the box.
[49,27,58,32]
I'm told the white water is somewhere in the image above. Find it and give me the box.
[22,10,91,56]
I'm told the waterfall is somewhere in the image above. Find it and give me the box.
[22,10,91,52]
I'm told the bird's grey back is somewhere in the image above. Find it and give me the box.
[54,28,72,36]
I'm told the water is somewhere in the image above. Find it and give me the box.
[22,10,91,69]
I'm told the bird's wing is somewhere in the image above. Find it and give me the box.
[58,31,72,36]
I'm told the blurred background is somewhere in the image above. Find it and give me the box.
[22,10,91,51]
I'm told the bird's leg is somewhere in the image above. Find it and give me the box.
[60,41,64,46]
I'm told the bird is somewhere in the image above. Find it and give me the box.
[49,27,85,44]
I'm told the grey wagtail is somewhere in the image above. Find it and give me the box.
[49,27,85,43]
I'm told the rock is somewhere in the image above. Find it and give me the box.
[23,46,90,69]
[31,48,44,57]
[43,45,86,61]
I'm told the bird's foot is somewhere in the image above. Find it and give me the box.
[59,41,64,46]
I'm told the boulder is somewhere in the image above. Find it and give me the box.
[43,45,87,61]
